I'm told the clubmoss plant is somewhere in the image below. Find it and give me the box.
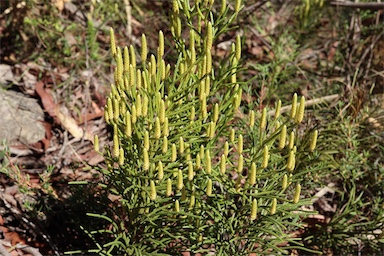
[297,0,324,28]
[89,1,320,255]
[299,103,384,254]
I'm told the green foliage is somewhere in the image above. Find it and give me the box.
[0,141,56,212]
[88,1,320,255]
[22,6,75,61]
[86,13,100,61]
[7,0,119,67]
[301,102,384,254]
[247,30,301,105]
[296,0,325,29]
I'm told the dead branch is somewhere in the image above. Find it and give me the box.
[268,94,340,116]
[330,1,384,11]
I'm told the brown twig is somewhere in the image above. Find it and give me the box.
[124,0,132,42]
[0,241,44,256]
[15,244,43,256]
[330,1,384,10]
[0,242,11,256]
[268,94,340,116]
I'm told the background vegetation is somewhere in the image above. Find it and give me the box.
[0,0,383,255]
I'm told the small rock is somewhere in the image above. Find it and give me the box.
[0,64,15,86]
[0,90,45,147]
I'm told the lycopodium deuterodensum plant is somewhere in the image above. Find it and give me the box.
[90,0,320,255]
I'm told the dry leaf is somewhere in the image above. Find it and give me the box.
[55,105,93,141]
[35,81,57,119]
[53,0,64,11]
[53,0,71,11]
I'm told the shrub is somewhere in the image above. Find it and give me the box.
[88,1,320,255]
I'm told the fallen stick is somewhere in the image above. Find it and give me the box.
[268,94,340,116]
[330,1,384,10]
